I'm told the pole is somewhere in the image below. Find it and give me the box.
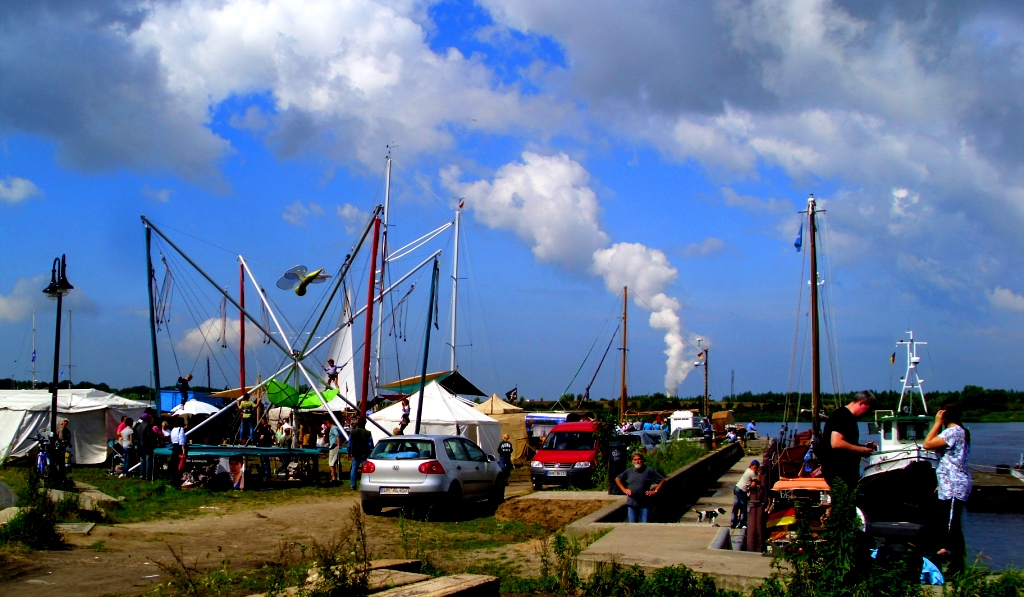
[50,293,63,435]
[66,310,72,385]
[449,207,461,371]
[414,258,440,434]
[374,156,392,391]
[31,311,36,389]
[240,263,246,394]
[808,194,821,441]
[206,357,211,390]
[360,216,382,417]
[704,348,710,418]
[145,226,162,413]
[620,286,628,422]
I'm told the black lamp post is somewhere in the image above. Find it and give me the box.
[43,254,73,486]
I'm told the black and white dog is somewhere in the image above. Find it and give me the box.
[695,507,727,525]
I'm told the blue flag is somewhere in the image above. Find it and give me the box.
[794,222,803,252]
[31,349,36,362]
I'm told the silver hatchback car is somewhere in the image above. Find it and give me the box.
[359,434,505,516]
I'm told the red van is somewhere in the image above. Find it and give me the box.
[530,421,600,489]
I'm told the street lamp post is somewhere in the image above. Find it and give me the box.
[43,254,73,487]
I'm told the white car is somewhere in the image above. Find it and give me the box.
[359,434,505,516]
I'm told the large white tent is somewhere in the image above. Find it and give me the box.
[369,381,502,457]
[0,389,149,465]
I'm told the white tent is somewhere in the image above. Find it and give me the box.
[369,381,503,457]
[0,389,149,465]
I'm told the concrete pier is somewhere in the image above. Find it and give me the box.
[570,453,773,592]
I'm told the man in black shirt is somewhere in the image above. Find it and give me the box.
[348,418,373,490]
[177,374,193,407]
[614,452,665,523]
[818,391,878,489]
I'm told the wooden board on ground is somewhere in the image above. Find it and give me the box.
[373,574,499,597]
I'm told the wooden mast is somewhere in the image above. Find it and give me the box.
[360,216,382,418]
[620,286,628,422]
[808,194,822,440]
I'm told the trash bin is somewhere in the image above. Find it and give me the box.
[608,440,627,494]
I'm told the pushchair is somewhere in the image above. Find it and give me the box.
[109,440,126,475]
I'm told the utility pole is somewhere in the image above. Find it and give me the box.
[620,287,628,422]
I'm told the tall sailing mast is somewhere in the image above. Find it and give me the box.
[449,205,462,371]
[807,194,823,440]
[620,286,628,422]
[31,311,36,389]
[67,310,72,385]
[373,154,392,396]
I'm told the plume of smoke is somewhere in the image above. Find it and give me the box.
[445,153,699,395]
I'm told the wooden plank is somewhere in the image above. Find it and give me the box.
[373,574,499,597]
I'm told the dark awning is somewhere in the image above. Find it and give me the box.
[378,370,486,397]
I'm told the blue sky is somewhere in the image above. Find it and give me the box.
[2,1,1024,400]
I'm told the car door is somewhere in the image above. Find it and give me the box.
[459,439,495,495]
[442,438,476,496]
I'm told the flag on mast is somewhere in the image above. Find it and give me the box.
[890,352,896,364]
[794,223,804,252]
[31,349,36,362]
[505,387,517,402]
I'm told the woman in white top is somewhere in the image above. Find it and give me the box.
[923,402,972,579]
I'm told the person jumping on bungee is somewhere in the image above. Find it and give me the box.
[324,359,344,389]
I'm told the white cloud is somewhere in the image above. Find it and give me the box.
[448,154,699,394]
[989,287,1024,313]
[0,276,49,322]
[282,201,325,226]
[0,176,41,203]
[443,152,609,270]
[177,317,265,355]
[336,203,370,235]
[142,184,173,203]
[683,237,726,258]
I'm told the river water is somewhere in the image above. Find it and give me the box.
[751,421,1024,570]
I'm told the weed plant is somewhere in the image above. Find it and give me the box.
[0,466,64,550]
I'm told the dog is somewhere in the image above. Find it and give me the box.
[695,507,727,525]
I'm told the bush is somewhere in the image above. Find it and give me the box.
[0,466,64,550]
[583,562,736,597]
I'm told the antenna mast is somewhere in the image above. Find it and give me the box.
[896,330,928,415]
[808,194,822,441]
[620,286,628,422]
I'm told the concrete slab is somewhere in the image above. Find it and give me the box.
[577,525,772,592]
[55,522,95,535]
[0,506,20,525]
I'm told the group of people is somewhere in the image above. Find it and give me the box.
[116,413,186,480]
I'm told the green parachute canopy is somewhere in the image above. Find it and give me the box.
[265,379,338,409]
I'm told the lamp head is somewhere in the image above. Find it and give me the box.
[43,254,73,299]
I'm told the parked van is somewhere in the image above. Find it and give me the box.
[530,420,600,490]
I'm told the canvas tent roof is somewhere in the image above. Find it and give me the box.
[378,371,486,397]
[369,381,502,456]
[0,389,149,465]
[474,394,523,414]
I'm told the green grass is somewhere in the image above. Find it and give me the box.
[0,465,354,524]
[644,441,708,477]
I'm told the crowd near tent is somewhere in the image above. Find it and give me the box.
[473,394,529,461]
[0,389,149,464]
[369,381,502,456]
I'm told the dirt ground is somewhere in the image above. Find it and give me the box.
[495,499,609,531]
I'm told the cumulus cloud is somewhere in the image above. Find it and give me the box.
[0,275,97,322]
[282,201,325,226]
[336,203,371,235]
[0,176,41,203]
[142,184,172,203]
[446,153,699,394]
[683,237,726,258]
[988,287,1024,313]
[177,317,264,355]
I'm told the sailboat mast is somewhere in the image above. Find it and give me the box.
[31,311,36,389]
[704,348,710,418]
[240,263,246,394]
[373,155,392,395]
[620,286,628,422]
[449,207,462,371]
[67,310,72,385]
[360,216,382,417]
[808,194,822,440]
[144,224,162,414]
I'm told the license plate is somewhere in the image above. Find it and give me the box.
[380,487,409,495]
[548,471,567,477]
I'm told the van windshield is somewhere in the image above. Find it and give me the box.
[542,432,596,451]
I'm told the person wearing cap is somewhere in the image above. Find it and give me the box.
[731,460,760,529]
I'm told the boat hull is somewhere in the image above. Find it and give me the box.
[858,460,940,549]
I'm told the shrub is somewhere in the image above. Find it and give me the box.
[0,466,64,550]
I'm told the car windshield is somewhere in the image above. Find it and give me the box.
[370,439,436,460]
[542,431,596,451]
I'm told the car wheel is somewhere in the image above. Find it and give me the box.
[444,482,463,520]
[361,500,382,516]
[488,482,505,510]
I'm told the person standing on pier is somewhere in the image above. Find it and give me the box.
[731,460,759,528]
[818,391,878,488]
[923,403,972,579]
[615,452,665,523]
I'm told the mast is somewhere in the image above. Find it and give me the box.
[206,356,211,390]
[808,194,822,440]
[31,311,36,389]
[145,224,162,414]
[896,330,927,415]
[374,155,392,392]
[360,216,382,417]
[704,348,710,418]
[620,286,628,422]
[449,205,462,371]
[240,262,246,394]
[67,310,72,385]
[414,258,440,434]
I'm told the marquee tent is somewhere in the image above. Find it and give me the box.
[473,394,529,461]
[0,389,148,465]
[369,382,502,456]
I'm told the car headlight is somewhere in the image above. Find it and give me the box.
[573,461,592,469]
[531,460,544,468]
